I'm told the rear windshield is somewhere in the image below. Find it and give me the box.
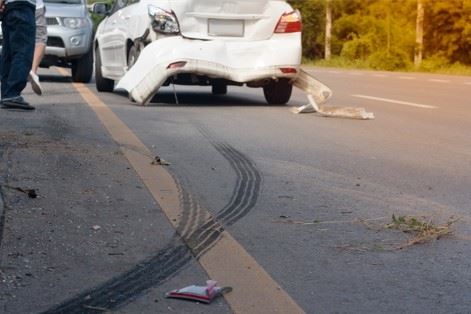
[45,0,83,3]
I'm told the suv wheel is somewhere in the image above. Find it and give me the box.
[212,83,227,95]
[95,46,114,92]
[71,48,93,83]
[263,79,293,105]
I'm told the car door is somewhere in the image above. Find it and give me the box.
[121,0,148,42]
[98,0,128,78]
[113,0,142,71]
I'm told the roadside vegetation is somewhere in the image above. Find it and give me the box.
[87,0,113,31]
[288,0,471,75]
[274,214,458,251]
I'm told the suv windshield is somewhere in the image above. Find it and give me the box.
[44,0,83,3]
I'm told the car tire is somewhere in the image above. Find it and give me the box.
[127,44,141,70]
[263,79,293,105]
[95,46,114,92]
[212,83,227,95]
[71,48,93,83]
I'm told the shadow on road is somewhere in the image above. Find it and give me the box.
[115,90,302,108]
[38,74,73,83]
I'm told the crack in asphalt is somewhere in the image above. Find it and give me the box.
[41,137,262,313]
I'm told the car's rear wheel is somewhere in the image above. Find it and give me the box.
[95,46,114,92]
[263,79,293,105]
[71,48,93,83]
[212,83,227,95]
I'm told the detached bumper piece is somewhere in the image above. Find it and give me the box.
[292,69,375,120]
[116,36,300,105]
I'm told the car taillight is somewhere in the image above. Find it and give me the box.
[280,67,298,74]
[274,10,302,33]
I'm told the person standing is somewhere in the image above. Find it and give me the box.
[29,0,45,95]
[0,0,36,110]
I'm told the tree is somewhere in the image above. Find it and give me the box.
[325,0,332,60]
[415,0,425,68]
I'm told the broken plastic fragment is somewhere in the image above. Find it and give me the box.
[165,280,232,304]
[292,69,375,120]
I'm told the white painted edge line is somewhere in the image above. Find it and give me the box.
[428,79,450,83]
[398,76,416,80]
[372,74,387,77]
[352,94,437,109]
[464,82,471,85]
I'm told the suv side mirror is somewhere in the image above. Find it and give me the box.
[91,2,108,15]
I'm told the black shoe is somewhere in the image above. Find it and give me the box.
[1,97,35,111]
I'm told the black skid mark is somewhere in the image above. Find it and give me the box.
[42,134,261,313]
[42,240,192,314]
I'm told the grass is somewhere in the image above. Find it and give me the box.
[386,214,457,250]
[274,214,458,252]
[304,56,471,76]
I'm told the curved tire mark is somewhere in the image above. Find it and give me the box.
[42,132,261,313]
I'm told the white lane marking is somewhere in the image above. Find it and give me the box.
[398,76,416,80]
[352,94,437,109]
[372,74,387,77]
[348,72,364,76]
[464,82,471,85]
[428,79,450,83]
[328,71,341,74]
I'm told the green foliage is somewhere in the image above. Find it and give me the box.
[424,0,471,64]
[289,0,325,58]
[289,0,471,71]
[368,48,412,71]
[87,0,114,32]
[340,35,374,61]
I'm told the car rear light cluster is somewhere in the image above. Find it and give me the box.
[274,10,302,33]
[280,67,298,74]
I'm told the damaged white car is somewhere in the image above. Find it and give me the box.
[92,0,302,105]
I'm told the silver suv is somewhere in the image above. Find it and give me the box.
[0,0,94,82]
[43,0,94,82]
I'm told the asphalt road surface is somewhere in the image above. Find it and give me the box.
[1,67,470,313]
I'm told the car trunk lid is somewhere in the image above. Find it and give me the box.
[170,0,290,41]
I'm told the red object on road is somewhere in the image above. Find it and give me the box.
[166,280,232,304]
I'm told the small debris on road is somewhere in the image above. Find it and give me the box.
[4,185,37,199]
[91,225,101,231]
[151,155,171,166]
[166,280,232,304]
[387,214,458,249]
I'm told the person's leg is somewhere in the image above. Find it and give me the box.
[2,6,35,100]
[0,18,12,99]
[29,7,46,95]
[32,42,46,74]
[31,7,46,74]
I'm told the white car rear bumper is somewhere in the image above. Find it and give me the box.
[116,34,301,105]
